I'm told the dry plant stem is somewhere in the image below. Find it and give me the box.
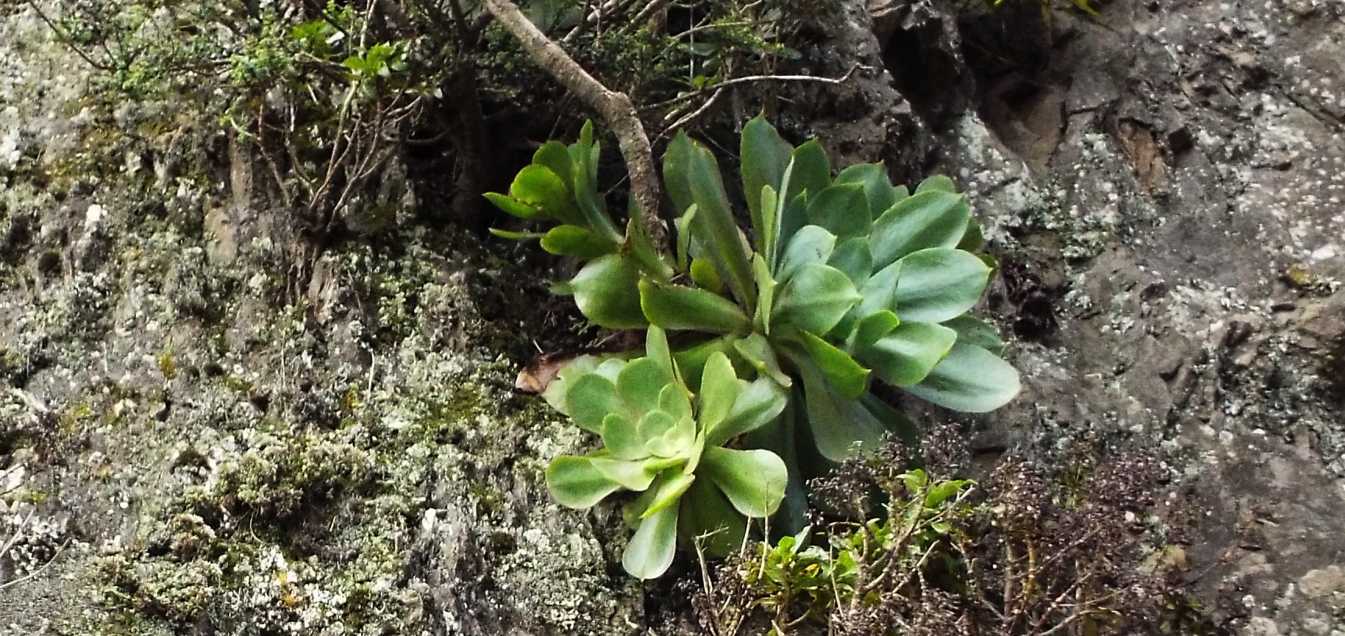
[644,65,866,111]
[483,0,669,253]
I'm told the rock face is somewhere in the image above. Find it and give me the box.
[0,5,639,634]
[862,1,1345,632]
[1,0,1343,635]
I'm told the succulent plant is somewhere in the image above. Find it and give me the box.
[489,116,1021,575]
[543,327,788,579]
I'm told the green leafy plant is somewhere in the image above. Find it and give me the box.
[489,116,1020,575]
[543,326,789,578]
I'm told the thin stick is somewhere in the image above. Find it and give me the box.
[644,65,866,112]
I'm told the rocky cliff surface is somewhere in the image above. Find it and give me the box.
[1,0,1343,634]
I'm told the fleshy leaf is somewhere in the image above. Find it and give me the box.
[639,279,752,334]
[958,218,985,252]
[904,343,1020,412]
[835,162,898,216]
[626,217,674,282]
[510,164,582,226]
[794,354,887,461]
[658,383,693,425]
[806,183,870,238]
[484,193,542,220]
[623,502,679,579]
[663,133,697,215]
[915,174,958,193]
[592,457,661,491]
[570,255,647,329]
[856,321,958,387]
[741,115,794,242]
[689,257,725,294]
[618,358,674,411]
[666,132,756,310]
[646,326,675,378]
[540,225,618,258]
[532,140,574,189]
[640,409,681,457]
[759,186,780,274]
[700,446,787,518]
[602,412,646,460]
[783,140,831,203]
[542,355,601,413]
[547,456,621,509]
[773,263,861,336]
[854,260,901,318]
[672,336,736,393]
[752,254,777,335]
[870,190,970,268]
[565,374,620,433]
[680,478,748,557]
[706,376,789,446]
[892,248,991,323]
[846,310,901,350]
[488,227,544,241]
[796,330,870,399]
[675,204,697,272]
[943,315,1005,355]
[731,332,791,387]
[698,352,740,434]
[776,225,836,285]
[642,472,695,519]
[828,237,873,287]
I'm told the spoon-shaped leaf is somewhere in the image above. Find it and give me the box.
[623,502,679,580]
[540,225,618,258]
[547,456,622,508]
[706,376,789,447]
[796,330,871,399]
[698,352,740,433]
[855,321,958,387]
[903,342,1020,412]
[828,237,873,287]
[642,472,695,519]
[793,354,887,461]
[592,457,664,491]
[776,225,836,285]
[679,478,748,558]
[774,263,861,336]
[618,358,674,411]
[509,164,583,225]
[570,255,647,329]
[741,115,794,241]
[892,248,991,323]
[835,162,900,215]
[700,446,787,518]
[870,190,970,268]
[807,183,870,238]
[602,412,646,460]
[565,373,620,434]
[639,279,752,334]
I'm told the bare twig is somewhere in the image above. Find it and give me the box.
[644,65,866,112]
[659,88,727,137]
[483,0,669,253]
